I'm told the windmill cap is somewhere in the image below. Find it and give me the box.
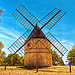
[27,23,46,39]
[36,23,40,29]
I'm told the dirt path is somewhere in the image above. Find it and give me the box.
[0,66,75,75]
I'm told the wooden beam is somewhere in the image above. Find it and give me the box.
[36,62,38,72]
[28,52,51,53]
[5,59,6,70]
[36,53,38,72]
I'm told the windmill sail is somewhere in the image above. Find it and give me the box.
[46,32,68,56]
[38,39,60,61]
[8,28,41,56]
[8,30,32,56]
[12,4,39,31]
[37,8,66,30]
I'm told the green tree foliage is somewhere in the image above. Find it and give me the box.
[52,51,64,66]
[72,44,75,49]
[0,41,4,50]
[6,54,24,66]
[67,45,75,65]
[0,41,6,66]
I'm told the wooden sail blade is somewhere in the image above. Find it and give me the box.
[12,4,39,31]
[39,39,64,64]
[45,32,68,56]
[52,50,63,65]
[37,8,66,30]
[52,51,59,61]
[13,30,39,54]
[39,38,63,56]
[8,29,41,55]
[39,39,60,62]
[8,30,32,56]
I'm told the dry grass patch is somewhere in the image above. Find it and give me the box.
[0,66,75,75]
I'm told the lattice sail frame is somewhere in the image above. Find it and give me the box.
[38,8,66,29]
[8,4,68,62]
[12,4,39,31]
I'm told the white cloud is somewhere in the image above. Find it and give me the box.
[0,27,21,39]
[61,40,68,43]
[61,39,74,45]
[67,42,74,46]
[60,39,74,50]
[0,34,14,40]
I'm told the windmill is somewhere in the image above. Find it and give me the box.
[8,4,68,69]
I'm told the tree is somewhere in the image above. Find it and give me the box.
[0,41,4,50]
[52,51,64,66]
[67,45,75,65]
[0,41,6,65]
[72,44,75,49]
[6,54,24,66]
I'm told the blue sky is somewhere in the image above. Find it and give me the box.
[0,0,75,64]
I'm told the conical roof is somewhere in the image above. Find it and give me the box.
[28,24,46,39]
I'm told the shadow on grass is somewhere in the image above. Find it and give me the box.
[0,66,50,71]
[17,66,49,70]
[17,66,69,73]
[0,66,70,74]
[39,70,69,73]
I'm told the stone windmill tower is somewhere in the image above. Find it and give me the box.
[8,4,68,69]
[24,24,52,66]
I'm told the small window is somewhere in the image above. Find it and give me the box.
[27,43,30,46]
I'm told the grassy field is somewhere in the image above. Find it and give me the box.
[0,66,75,75]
